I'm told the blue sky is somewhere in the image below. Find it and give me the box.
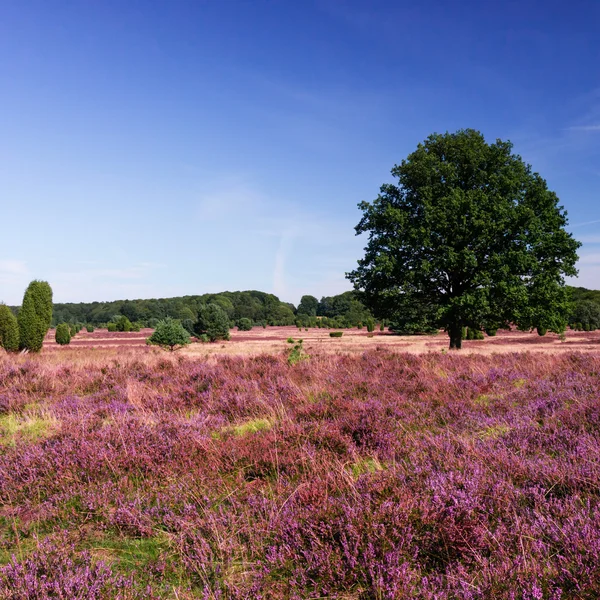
[1,0,599,305]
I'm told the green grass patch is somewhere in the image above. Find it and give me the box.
[348,457,384,478]
[476,424,511,440]
[0,412,57,447]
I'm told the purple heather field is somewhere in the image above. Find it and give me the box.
[1,347,600,598]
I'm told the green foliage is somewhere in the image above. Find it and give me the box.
[297,295,319,317]
[237,317,253,331]
[55,323,71,345]
[18,280,53,352]
[194,303,230,342]
[115,315,132,332]
[107,323,117,332]
[366,318,375,333]
[182,318,195,334]
[69,324,77,337]
[537,326,548,336]
[379,323,384,332]
[329,331,344,338]
[147,317,190,351]
[348,129,581,350]
[570,299,600,331]
[86,325,94,333]
[485,328,498,337]
[0,304,19,352]
[287,339,308,365]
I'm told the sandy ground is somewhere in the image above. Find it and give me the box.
[41,326,600,356]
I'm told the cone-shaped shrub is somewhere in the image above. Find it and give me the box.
[0,304,19,352]
[55,323,71,345]
[18,280,53,352]
[147,317,190,351]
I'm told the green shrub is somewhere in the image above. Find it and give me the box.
[55,323,71,345]
[147,318,159,329]
[0,304,19,352]
[379,323,384,332]
[237,318,253,331]
[194,303,230,342]
[474,330,485,340]
[485,328,497,337]
[366,318,375,333]
[357,323,363,330]
[130,322,141,332]
[115,315,132,332]
[286,337,295,343]
[107,323,117,332]
[461,326,467,340]
[86,325,94,333]
[147,317,190,351]
[69,325,77,337]
[537,326,548,336]
[18,280,53,352]
[329,331,343,338]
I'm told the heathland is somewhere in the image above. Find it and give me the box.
[2,340,600,597]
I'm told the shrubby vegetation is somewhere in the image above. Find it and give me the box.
[3,350,600,596]
[236,317,253,331]
[0,304,19,352]
[147,317,190,351]
[55,323,71,345]
[194,303,230,342]
[17,280,53,352]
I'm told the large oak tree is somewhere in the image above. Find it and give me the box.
[348,130,581,349]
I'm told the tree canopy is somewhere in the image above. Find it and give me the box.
[348,129,581,349]
[147,317,190,351]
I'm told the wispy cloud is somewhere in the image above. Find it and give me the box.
[566,125,600,132]
[572,219,600,228]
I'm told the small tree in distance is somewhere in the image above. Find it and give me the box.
[18,280,53,352]
[0,304,20,352]
[147,318,190,351]
[237,317,253,331]
[55,323,71,345]
[348,129,581,350]
[194,303,230,342]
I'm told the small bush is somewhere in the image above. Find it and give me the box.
[147,318,190,351]
[537,326,548,336]
[287,337,295,343]
[329,331,343,338]
[485,328,497,337]
[237,318,253,331]
[474,330,484,340]
[107,323,117,332]
[379,323,384,332]
[0,304,19,352]
[55,323,71,345]
[86,325,94,333]
[366,318,375,333]
[115,316,132,332]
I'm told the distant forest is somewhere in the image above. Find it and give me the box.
[6,286,599,331]
[6,290,372,329]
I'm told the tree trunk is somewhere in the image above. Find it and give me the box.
[448,323,462,350]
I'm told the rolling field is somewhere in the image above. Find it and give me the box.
[2,344,600,598]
